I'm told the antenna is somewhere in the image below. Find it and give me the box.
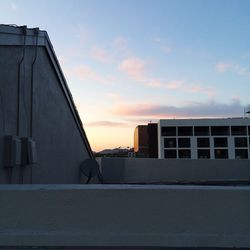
[245,105,250,117]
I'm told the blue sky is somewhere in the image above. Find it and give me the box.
[1,0,250,151]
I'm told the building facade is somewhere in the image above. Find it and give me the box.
[134,125,149,157]
[134,124,158,158]
[158,118,250,159]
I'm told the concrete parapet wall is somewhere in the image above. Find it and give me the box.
[100,158,250,183]
[0,184,250,249]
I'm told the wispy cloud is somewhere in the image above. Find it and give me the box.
[113,37,132,56]
[147,79,183,89]
[73,25,93,43]
[111,100,247,118]
[90,45,114,63]
[241,52,250,59]
[119,57,146,81]
[215,63,232,72]
[85,120,130,127]
[70,64,115,84]
[162,46,172,54]
[215,62,250,79]
[88,37,132,64]
[234,64,250,78]
[118,56,215,96]
[106,92,124,102]
[147,79,215,96]
[154,36,172,55]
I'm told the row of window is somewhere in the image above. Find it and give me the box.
[161,126,250,137]
[164,149,249,159]
[164,137,250,148]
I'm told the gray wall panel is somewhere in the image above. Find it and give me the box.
[100,158,250,183]
[0,26,92,184]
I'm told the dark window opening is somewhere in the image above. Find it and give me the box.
[178,126,193,136]
[178,150,191,159]
[178,138,190,148]
[198,149,210,159]
[197,138,210,147]
[214,137,228,147]
[164,138,176,148]
[214,149,228,159]
[211,126,230,136]
[164,150,177,159]
[194,126,210,136]
[161,126,176,136]
[234,137,247,147]
[235,149,248,159]
[231,126,247,136]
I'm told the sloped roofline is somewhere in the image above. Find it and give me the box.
[0,24,93,158]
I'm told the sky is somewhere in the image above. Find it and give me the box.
[1,0,250,151]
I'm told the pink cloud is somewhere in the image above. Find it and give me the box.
[154,37,172,55]
[147,79,215,96]
[166,80,184,89]
[187,84,215,96]
[119,56,214,97]
[119,57,146,81]
[90,45,114,63]
[147,80,183,89]
[215,63,232,72]
[215,62,250,79]
[118,56,214,97]
[71,65,115,85]
[106,92,125,102]
[85,120,130,127]
[74,65,99,79]
[162,46,172,54]
[113,37,131,56]
[111,100,247,118]
[112,103,157,117]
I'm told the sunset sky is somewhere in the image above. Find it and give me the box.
[1,0,250,151]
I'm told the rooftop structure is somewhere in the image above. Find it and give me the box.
[0,24,92,184]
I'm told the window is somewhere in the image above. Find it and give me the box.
[161,126,176,136]
[178,150,191,159]
[214,149,228,159]
[234,137,247,147]
[198,149,210,159]
[178,126,193,136]
[164,138,176,148]
[248,126,250,135]
[214,138,228,147]
[178,138,190,148]
[197,138,210,147]
[194,126,210,136]
[211,126,230,136]
[164,150,177,159]
[231,126,247,136]
[235,149,248,159]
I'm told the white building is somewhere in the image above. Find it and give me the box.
[158,118,250,159]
